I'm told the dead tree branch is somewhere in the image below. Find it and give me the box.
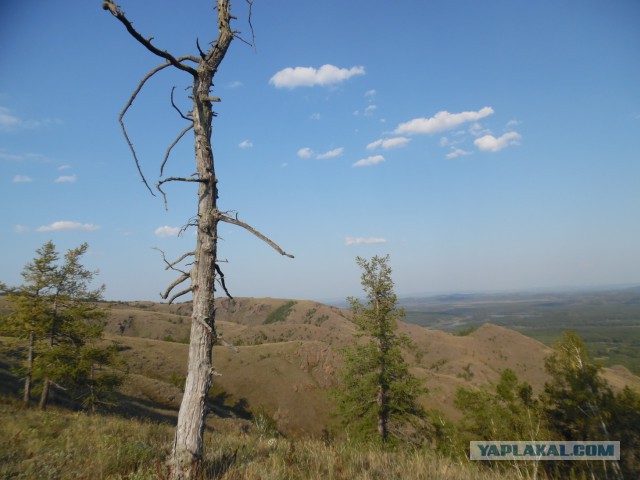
[167,286,193,305]
[103,1,198,76]
[170,87,193,121]
[119,58,195,195]
[214,264,233,299]
[153,248,194,275]
[246,0,256,50]
[157,176,205,210]
[196,38,207,60]
[217,337,239,353]
[160,123,194,177]
[219,214,294,258]
[161,272,191,301]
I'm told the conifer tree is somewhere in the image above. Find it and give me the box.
[2,241,124,410]
[334,255,428,446]
[543,331,624,479]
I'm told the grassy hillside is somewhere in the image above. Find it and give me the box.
[0,400,524,480]
[93,296,640,436]
[2,295,640,478]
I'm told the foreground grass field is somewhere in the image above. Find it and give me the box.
[0,400,521,480]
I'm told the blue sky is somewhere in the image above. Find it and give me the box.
[1,0,639,302]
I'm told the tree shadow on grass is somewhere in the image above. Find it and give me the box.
[106,392,179,425]
[209,390,252,420]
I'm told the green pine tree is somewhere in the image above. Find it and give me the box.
[333,255,428,446]
[2,241,126,410]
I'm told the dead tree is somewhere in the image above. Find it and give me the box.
[102,1,292,478]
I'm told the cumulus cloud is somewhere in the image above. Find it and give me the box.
[37,221,99,232]
[154,226,181,237]
[269,64,365,89]
[364,89,377,97]
[55,174,77,183]
[12,174,32,183]
[345,236,387,246]
[474,131,522,152]
[297,147,314,159]
[353,155,385,167]
[299,147,344,160]
[316,147,344,159]
[238,140,253,149]
[366,137,410,151]
[446,148,472,159]
[394,107,494,135]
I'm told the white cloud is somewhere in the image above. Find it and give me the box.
[269,64,365,89]
[364,105,377,116]
[366,137,410,151]
[297,147,314,159]
[0,106,61,131]
[309,113,321,120]
[394,107,494,135]
[353,155,385,167]
[37,221,99,232]
[316,147,344,159]
[58,164,71,170]
[474,131,522,152]
[55,174,77,183]
[345,236,387,246]
[364,89,377,97]
[238,140,253,149]
[299,146,344,160]
[14,225,29,234]
[12,174,32,183]
[0,107,20,129]
[446,148,472,159]
[226,80,243,88]
[154,226,181,237]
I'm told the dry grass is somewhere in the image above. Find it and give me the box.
[0,400,521,480]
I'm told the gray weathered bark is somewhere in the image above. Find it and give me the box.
[104,1,291,478]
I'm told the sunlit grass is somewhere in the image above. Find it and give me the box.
[0,399,522,480]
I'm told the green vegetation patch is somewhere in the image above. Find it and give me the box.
[263,301,297,325]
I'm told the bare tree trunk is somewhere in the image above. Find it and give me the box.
[23,331,34,406]
[104,2,290,477]
[39,378,51,410]
[168,71,219,478]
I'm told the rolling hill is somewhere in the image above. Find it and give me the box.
[98,297,640,437]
